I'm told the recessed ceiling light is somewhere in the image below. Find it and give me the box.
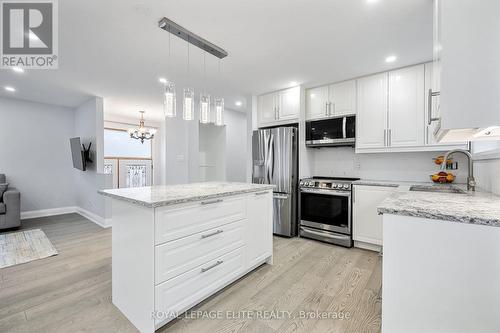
[12,67,24,73]
[158,77,167,84]
[235,101,242,107]
[290,81,298,86]
[385,55,397,63]
[5,86,16,92]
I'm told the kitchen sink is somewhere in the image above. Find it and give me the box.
[409,185,467,194]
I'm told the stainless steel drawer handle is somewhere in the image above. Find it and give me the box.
[254,191,268,196]
[201,199,223,205]
[201,229,223,239]
[201,260,223,273]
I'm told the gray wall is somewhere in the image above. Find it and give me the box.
[73,97,108,219]
[0,97,77,212]
[0,96,109,220]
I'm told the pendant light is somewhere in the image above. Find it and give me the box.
[199,51,211,124]
[183,38,194,121]
[163,31,176,118]
[214,59,224,126]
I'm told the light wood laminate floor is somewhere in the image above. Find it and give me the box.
[0,214,381,333]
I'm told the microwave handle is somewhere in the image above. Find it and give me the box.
[342,117,347,139]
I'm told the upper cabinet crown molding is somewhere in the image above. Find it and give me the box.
[305,79,356,121]
[257,86,300,127]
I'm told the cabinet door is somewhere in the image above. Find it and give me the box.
[329,80,356,116]
[388,64,425,148]
[353,185,395,246]
[305,85,329,120]
[278,86,300,121]
[246,191,273,268]
[258,93,277,126]
[356,73,388,149]
[439,0,500,130]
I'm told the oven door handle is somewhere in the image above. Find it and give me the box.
[300,189,351,197]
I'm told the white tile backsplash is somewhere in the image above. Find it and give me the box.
[310,147,469,183]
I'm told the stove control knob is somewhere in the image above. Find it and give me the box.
[309,182,315,187]
[299,181,304,186]
[331,184,337,188]
[343,184,350,190]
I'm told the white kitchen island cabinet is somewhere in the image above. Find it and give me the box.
[99,182,274,333]
[378,189,500,333]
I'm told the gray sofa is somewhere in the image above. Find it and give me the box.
[0,174,21,230]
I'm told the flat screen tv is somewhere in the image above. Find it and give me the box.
[70,137,86,171]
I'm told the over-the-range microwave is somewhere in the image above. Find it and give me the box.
[306,115,356,147]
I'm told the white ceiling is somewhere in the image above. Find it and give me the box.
[0,0,433,121]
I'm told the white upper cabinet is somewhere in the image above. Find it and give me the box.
[305,86,329,120]
[305,80,356,120]
[356,73,388,149]
[329,80,356,116]
[388,64,425,148]
[432,0,500,141]
[258,87,300,127]
[278,87,300,121]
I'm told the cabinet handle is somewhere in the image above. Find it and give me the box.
[427,89,441,125]
[325,102,329,116]
[388,129,392,146]
[254,191,268,196]
[201,199,223,205]
[277,106,280,119]
[201,229,223,239]
[384,129,387,146]
[201,260,223,273]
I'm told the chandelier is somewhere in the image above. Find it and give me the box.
[127,111,156,144]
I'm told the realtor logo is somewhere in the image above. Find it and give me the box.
[1,0,58,69]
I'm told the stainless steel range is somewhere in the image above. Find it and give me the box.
[299,177,359,247]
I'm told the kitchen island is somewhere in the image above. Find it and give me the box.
[99,182,274,333]
[378,187,500,333]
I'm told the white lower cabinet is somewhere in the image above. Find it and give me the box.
[353,185,396,250]
[246,191,273,268]
[155,247,245,326]
[111,190,273,333]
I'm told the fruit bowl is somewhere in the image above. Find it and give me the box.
[430,172,455,183]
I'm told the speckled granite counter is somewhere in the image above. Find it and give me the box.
[376,184,500,227]
[99,182,275,208]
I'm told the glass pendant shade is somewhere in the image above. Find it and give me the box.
[214,97,224,126]
[200,94,211,124]
[163,81,176,118]
[183,88,194,120]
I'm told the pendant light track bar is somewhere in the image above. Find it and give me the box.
[158,17,228,59]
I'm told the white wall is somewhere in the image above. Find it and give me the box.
[199,124,226,181]
[73,97,110,223]
[0,97,77,212]
[472,141,500,195]
[311,147,469,183]
[225,109,247,182]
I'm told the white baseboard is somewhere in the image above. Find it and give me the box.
[76,207,112,229]
[21,206,111,229]
[21,206,77,220]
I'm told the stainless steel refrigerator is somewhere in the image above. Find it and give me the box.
[252,126,298,237]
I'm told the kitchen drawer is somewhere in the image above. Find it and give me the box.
[155,196,246,244]
[155,220,245,285]
[154,247,245,326]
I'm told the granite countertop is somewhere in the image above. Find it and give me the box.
[99,182,275,208]
[375,182,500,227]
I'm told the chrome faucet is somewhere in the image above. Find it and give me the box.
[441,149,476,191]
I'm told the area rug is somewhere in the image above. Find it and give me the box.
[0,229,58,269]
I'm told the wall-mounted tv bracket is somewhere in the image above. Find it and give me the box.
[82,142,93,164]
